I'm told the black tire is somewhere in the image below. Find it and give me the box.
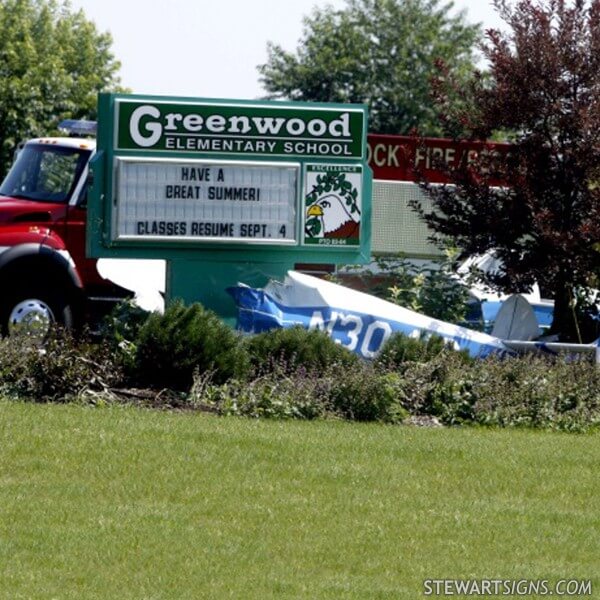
[0,284,74,338]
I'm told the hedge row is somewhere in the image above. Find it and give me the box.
[0,301,599,432]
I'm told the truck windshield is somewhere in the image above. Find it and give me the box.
[0,143,91,203]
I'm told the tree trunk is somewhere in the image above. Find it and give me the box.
[548,276,580,342]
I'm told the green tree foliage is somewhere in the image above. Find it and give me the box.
[335,249,472,324]
[417,0,600,341]
[0,0,123,176]
[258,0,480,135]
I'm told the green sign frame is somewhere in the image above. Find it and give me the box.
[88,93,371,319]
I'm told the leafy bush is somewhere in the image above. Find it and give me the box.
[99,299,151,375]
[390,350,466,417]
[134,301,249,391]
[0,329,121,402]
[375,331,471,371]
[190,369,331,420]
[101,298,150,344]
[395,351,600,431]
[243,325,358,375]
[327,368,408,423]
[191,362,408,424]
[466,355,600,431]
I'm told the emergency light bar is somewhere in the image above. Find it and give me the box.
[58,119,97,136]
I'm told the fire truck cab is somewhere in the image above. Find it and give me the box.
[0,121,128,336]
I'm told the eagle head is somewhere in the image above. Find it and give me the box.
[306,194,359,239]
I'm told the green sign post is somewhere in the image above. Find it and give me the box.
[88,93,371,321]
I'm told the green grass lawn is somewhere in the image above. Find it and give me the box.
[1,400,598,599]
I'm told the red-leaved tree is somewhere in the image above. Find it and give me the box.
[415,0,600,341]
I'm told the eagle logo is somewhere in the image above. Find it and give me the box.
[305,170,361,243]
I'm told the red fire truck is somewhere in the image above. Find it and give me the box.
[0,121,130,336]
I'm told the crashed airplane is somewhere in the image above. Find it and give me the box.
[227,271,600,364]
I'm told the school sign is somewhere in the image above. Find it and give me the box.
[117,101,364,158]
[88,93,372,319]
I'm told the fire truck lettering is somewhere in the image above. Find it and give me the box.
[386,144,400,167]
[371,143,387,167]
[415,146,458,169]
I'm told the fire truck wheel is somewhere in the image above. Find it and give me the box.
[0,286,74,339]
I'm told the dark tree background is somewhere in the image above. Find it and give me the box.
[416,0,600,341]
[258,0,480,135]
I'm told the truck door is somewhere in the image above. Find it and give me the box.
[64,163,107,290]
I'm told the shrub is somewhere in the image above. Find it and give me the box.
[243,325,359,375]
[0,329,121,402]
[192,362,408,424]
[392,350,467,418]
[326,368,408,423]
[134,301,249,391]
[395,352,600,431]
[101,298,150,344]
[467,355,600,431]
[190,368,332,420]
[99,299,151,375]
[374,331,471,371]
